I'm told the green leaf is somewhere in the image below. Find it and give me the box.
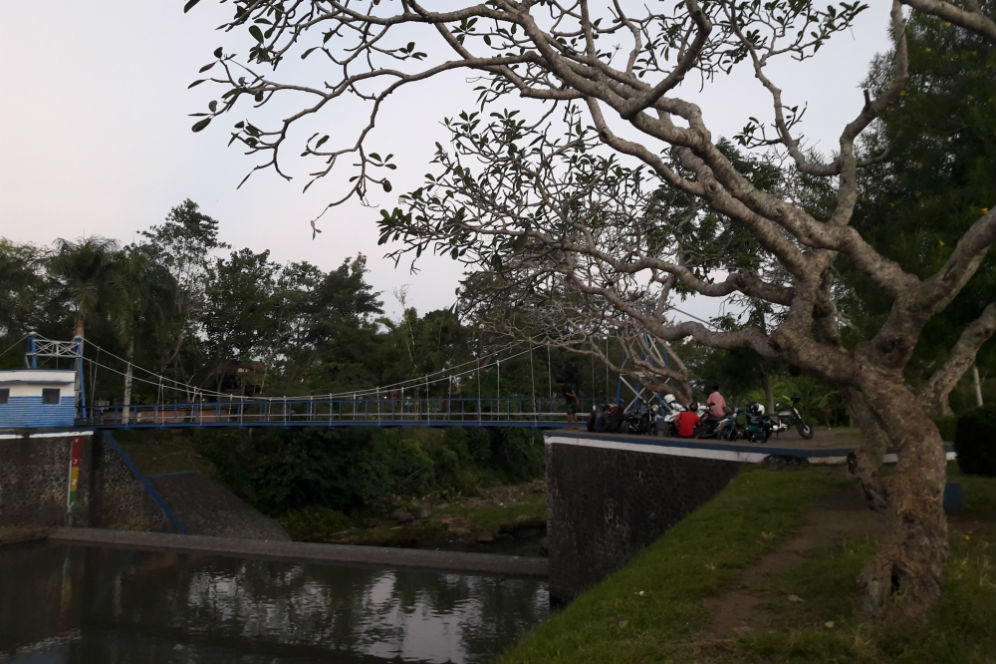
[213,46,223,59]
[249,25,264,42]
[183,0,201,13]
[191,117,212,133]
[198,62,215,73]
[188,79,206,89]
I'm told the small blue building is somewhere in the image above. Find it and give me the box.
[0,369,78,428]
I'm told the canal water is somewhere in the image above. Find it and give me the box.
[0,541,548,663]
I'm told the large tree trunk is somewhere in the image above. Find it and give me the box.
[845,380,949,622]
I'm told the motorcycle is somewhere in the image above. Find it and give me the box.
[655,394,686,437]
[771,394,814,439]
[714,407,742,441]
[624,398,654,434]
[587,400,626,433]
[741,401,773,443]
[693,404,741,441]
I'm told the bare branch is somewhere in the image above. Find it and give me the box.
[919,301,996,417]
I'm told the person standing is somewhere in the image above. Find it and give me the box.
[557,378,579,429]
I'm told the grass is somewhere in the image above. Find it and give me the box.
[112,429,218,477]
[322,484,548,548]
[499,465,996,664]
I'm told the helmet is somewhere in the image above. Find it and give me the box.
[663,394,676,404]
[747,402,765,416]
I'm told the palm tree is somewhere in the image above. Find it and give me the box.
[48,236,122,341]
[47,236,125,419]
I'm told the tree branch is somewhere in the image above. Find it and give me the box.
[918,301,996,417]
[899,0,996,42]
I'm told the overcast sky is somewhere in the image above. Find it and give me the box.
[0,2,894,321]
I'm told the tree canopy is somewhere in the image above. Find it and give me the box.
[183,0,995,621]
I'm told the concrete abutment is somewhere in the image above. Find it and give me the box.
[0,430,177,535]
[545,431,741,601]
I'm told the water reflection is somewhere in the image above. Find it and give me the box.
[0,541,548,663]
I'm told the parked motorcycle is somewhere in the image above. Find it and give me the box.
[693,404,741,440]
[771,394,814,439]
[655,394,686,437]
[741,401,773,443]
[624,398,654,434]
[714,407,742,441]
[587,400,626,433]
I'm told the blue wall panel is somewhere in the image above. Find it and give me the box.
[0,396,76,428]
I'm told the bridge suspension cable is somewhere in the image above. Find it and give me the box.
[57,332,556,409]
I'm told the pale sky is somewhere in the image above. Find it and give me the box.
[0,2,894,321]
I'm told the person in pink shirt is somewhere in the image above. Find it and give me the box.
[706,383,730,419]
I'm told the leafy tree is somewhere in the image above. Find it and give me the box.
[846,12,996,415]
[0,241,59,361]
[202,247,280,393]
[187,0,996,622]
[113,245,181,417]
[274,255,384,393]
[137,199,230,375]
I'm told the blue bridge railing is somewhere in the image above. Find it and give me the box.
[86,396,603,429]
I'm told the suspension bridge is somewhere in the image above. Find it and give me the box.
[1,332,663,431]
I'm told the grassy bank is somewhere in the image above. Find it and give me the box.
[499,465,995,664]
[304,481,547,551]
[113,428,547,550]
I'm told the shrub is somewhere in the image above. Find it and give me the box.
[279,506,353,541]
[954,405,996,477]
[933,415,958,442]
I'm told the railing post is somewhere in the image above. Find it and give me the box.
[27,331,37,369]
[73,335,86,423]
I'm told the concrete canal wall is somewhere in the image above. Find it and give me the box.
[0,430,176,533]
[545,431,742,602]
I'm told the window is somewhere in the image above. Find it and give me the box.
[42,388,60,404]
[0,388,8,404]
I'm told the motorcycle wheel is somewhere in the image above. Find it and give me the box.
[797,421,814,439]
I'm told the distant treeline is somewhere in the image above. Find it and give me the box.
[0,199,596,406]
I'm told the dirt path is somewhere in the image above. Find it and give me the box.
[701,481,882,637]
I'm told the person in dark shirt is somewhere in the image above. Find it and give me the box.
[556,378,579,429]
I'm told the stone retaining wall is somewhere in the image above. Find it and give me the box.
[0,431,174,533]
[546,436,740,601]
